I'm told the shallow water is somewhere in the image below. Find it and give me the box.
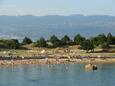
[0,63,115,86]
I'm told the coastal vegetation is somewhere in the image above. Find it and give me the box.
[74,34,85,45]
[0,33,114,51]
[22,37,32,45]
[0,33,114,63]
[80,40,95,53]
[0,39,20,49]
[60,35,71,46]
[34,37,47,47]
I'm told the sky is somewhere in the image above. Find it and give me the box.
[0,0,115,16]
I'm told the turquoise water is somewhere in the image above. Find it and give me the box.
[0,64,115,86]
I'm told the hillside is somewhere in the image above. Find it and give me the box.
[0,15,115,40]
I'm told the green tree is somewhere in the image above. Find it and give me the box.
[113,36,115,44]
[8,39,20,49]
[74,34,85,45]
[80,40,95,53]
[100,42,110,50]
[35,37,47,47]
[89,37,99,46]
[107,32,113,44]
[50,35,60,47]
[22,37,32,45]
[97,34,107,44]
[60,35,70,45]
[0,39,20,49]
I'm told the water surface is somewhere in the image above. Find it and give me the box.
[0,64,115,86]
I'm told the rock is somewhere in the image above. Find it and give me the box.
[85,64,97,71]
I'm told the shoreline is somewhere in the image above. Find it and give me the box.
[0,45,115,66]
[0,58,115,66]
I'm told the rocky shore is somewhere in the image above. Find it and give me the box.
[0,45,115,66]
[0,57,115,66]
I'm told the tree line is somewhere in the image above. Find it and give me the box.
[0,33,115,52]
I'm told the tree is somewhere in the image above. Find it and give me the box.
[89,37,99,46]
[74,34,85,45]
[22,37,32,45]
[113,36,115,44]
[35,37,47,47]
[107,32,113,44]
[50,35,60,47]
[100,42,110,50]
[9,39,20,49]
[0,39,20,49]
[80,40,95,53]
[97,34,107,44]
[60,35,70,46]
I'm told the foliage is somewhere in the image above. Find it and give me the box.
[89,37,99,46]
[113,36,115,44]
[0,33,114,49]
[100,42,110,49]
[74,34,85,45]
[60,35,70,46]
[50,35,60,47]
[34,37,47,47]
[0,39,20,49]
[107,32,114,44]
[80,40,95,53]
[22,37,32,45]
[97,34,107,44]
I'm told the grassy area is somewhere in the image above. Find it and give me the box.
[0,44,115,58]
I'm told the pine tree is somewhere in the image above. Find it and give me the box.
[35,37,47,47]
[22,37,32,45]
[50,35,60,47]
[74,34,85,45]
[107,32,113,44]
[60,35,70,45]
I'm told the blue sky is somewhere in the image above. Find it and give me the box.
[0,0,115,16]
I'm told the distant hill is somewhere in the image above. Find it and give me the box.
[0,15,115,40]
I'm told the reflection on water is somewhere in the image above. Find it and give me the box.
[0,64,115,86]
